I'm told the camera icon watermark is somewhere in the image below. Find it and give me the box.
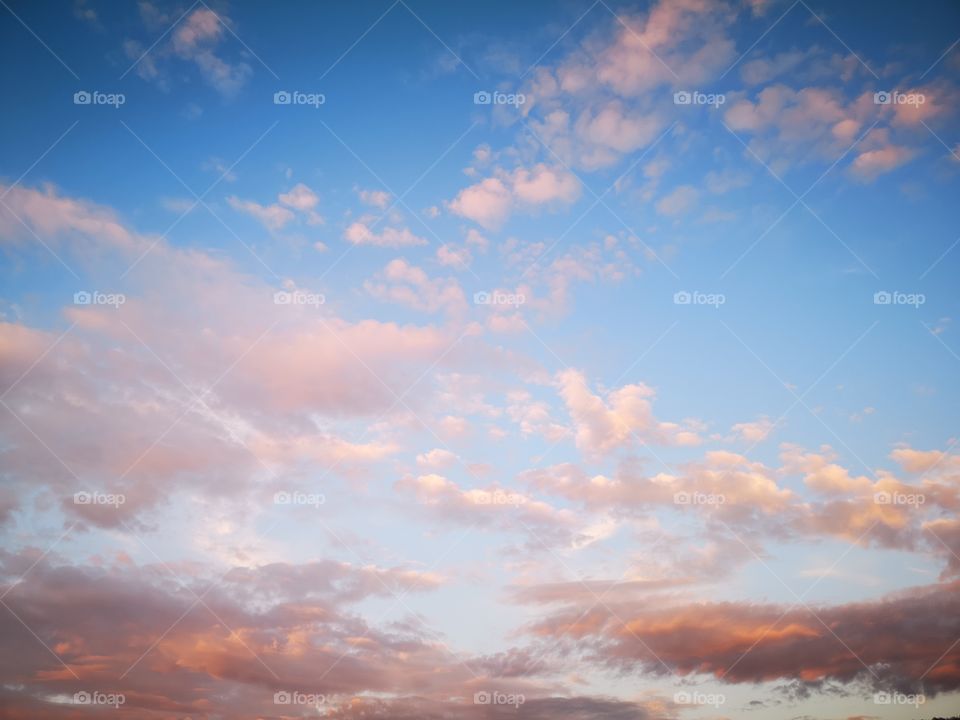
[274,290,325,307]
[673,290,725,308]
[74,491,126,508]
[673,691,725,707]
[673,491,725,506]
[273,90,325,108]
[873,691,925,707]
[874,491,925,507]
[274,490,325,508]
[74,290,126,308]
[473,691,525,708]
[273,690,327,707]
[474,90,526,107]
[472,489,527,507]
[73,90,126,108]
[873,290,925,308]
[873,91,925,107]
[673,90,725,108]
[473,290,525,307]
[73,690,125,707]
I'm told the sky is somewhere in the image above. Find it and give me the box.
[0,0,959,718]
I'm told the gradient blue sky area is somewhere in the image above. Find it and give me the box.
[1,1,959,719]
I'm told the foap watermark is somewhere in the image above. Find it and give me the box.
[873,290,925,308]
[674,90,725,108]
[674,691,726,708]
[873,691,925,707]
[874,491,925,507]
[474,90,526,108]
[274,690,327,707]
[473,691,525,708]
[274,490,325,508]
[874,91,925,107]
[674,491,725,506]
[472,489,528,507]
[474,290,525,307]
[274,290,325,307]
[74,290,126,308]
[73,691,125,708]
[674,290,725,308]
[273,90,325,108]
[74,491,125,508]
[74,90,125,108]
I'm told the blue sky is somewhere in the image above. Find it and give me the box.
[1,1,960,719]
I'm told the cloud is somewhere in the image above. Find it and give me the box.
[514,0,738,169]
[506,390,570,443]
[447,177,513,229]
[511,164,581,205]
[394,473,579,547]
[126,7,252,96]
[0,553,482,718]
[722,85,879,170]
[279,183,320,212]
[344,221,428,247]
[729,416,775,443]
[227,196,295,230]
[357,188,392,209]
[527,103,665,171]
[555,369,700,455]
[415,448,458,469]
[850,144,915,181]
[655,184,698,216]
[448,165,581,229]
[0,183,141,253]
[291,695,663,720]
[0,183,472,530]
[521,452,793,519]
[364,259,467,316]
[525,580,960,696]
[550,0,736,98]
[229,183,323,229]
[436,243,473,269]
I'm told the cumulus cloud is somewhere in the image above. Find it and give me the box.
[448,165,580,229]
[344,220,428,247]
[655,184,698,216]
[555,369,700,455]
[227,195,295,230]
[229,182,323,229]
[126,7,252,96]
[447,177,514,230]
[850,143,915,181]
[394,473,580,548]
[357,188,392,208]
[364,259,467,315]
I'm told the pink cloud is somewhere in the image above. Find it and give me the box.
[555,369,700,454]
[344,221,428,247]
[447,177,513,229]
[364,259,467,316]
[850,144,915,181]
